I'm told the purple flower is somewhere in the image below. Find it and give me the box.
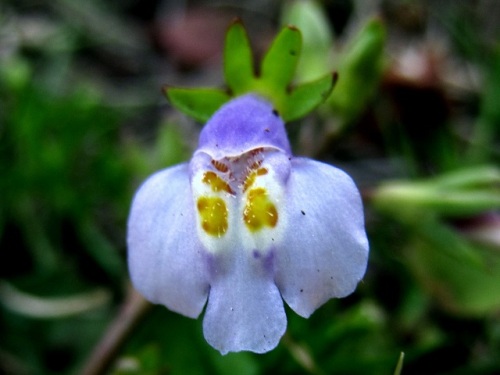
[127,94,369,354]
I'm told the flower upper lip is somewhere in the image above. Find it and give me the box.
[196,94,292,159]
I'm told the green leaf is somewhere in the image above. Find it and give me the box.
[260,26,302,91]
[281,0,333,82]
[224,19,255,94]
[373,166,500,218]
[408,219,500,316]
[283,72,336,121]
[164,87,230,123]
[393,352,405,375]
[328,17,386,122]
[164,21,334,122]
[431,166,500,190]
[341,18,386,77]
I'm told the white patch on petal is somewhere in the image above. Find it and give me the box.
[238,152,288,256]
[191,163,238,255]
[191,149,290,256]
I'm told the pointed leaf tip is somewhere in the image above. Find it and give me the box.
[283,72,336,121]
[229,16,243,26]
[224,20,255,94]
[261,26,302,90]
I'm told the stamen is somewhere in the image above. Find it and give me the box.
[202,171,234,194]
[243,168,268,192]
[249,160,262,170]
[211,159,229,173]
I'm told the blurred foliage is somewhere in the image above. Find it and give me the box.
[1,0,499,374]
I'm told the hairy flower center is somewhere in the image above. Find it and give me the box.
[192,148,286,253]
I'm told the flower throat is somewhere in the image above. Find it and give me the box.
[195,148,279,238]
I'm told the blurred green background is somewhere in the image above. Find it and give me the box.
[1,0,499,374]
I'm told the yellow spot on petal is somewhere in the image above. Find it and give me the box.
[197,196,228,237]
[243,187,278,232]
[202,171,234,194]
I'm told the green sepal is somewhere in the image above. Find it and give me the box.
[260,26,302,91]
[163,87,231,123]
[165,21,335,122]
[224,19,255,94]
[283,72,337,121]
[281,0,333,82]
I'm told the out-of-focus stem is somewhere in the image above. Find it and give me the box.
[80,285,152,375]
[393,352,405,375]
[0,282,110,318]
[282,332,324,375]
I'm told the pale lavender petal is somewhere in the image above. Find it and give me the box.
[203,252,286,354]
[196,94,292,160]
[275,158,369,318]
[127,163,209,318]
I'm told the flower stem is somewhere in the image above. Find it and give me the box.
[79,285,152,375]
